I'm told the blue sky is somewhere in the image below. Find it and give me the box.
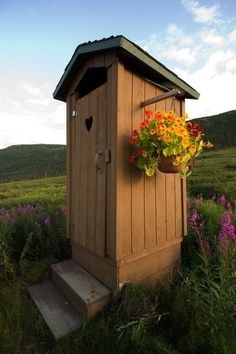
[1,0,236,148]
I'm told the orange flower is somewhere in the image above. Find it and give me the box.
[140,119,149,129]
[182,138,190,148]
[175,127,184,137]
[175,117,183,125]
[145,110,153,119]
[168,126,175,133]
[159,126,167,135]
[155,112,163,120]
[150,129,156,135]
[189,145,197,154]
[162,133,171,142]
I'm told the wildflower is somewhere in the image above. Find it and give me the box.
[218,195,226,206]
[219,211,236,254]
[44,217,51,227]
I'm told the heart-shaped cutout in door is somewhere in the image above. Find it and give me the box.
[85,116,93,132]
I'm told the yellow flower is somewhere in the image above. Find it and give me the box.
[162,133,171,142]
[175,117,183,125]
[167,126,175,133]
[175,127,184,137]
[182,138,190,148]
[189,145,197,154]
[159,126,167,135]
[150,129,156,135]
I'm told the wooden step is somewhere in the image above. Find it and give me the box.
[51,259,111,319]
[28,280,82,339]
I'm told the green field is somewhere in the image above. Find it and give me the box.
[187,147,236,201]
[0,147,236,354]
[0,175,66,208]
[0,146,235,209]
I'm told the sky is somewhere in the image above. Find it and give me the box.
[1,0,236,149]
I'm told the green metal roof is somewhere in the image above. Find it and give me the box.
[53,35,199,102]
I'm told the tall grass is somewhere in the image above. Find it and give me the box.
[0,195,235,353]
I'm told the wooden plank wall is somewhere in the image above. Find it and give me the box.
[67,51,116,256]
[116,62,186,262]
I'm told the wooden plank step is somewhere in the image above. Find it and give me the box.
[51,259,111,319]
[28,280,82,339]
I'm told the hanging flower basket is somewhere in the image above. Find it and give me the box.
[129,110,213,178]
[158,152,182,174]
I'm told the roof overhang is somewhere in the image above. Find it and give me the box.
[53,36,199,102]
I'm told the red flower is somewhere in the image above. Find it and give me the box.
[140,119,149,129]
[132,129,139,137]
[155,112,163,120]
[145,110,153,119]
[129,138,136,145]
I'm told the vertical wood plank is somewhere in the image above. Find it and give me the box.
[86,89,98,252]
[131,73,145,253]
[66,96,72,238]
[165,173,176,241]
[173,99,182,239]
[106,59,117,260]
[71,94,80,244]
[144,81,157,249]
[116,62,132,259]
[95,83,107,257]
[165,97,176,241]
[77,95,89,247]
[155,89,167,244]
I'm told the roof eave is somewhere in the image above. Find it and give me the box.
[53,36,200,102]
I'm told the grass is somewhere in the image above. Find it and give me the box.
[0,147,236,353]
[0,176,66,208]
[187,147,236,201]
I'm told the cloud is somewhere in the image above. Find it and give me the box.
[0,78,65,149]
[181,0,223,24]
[139,10,236,118]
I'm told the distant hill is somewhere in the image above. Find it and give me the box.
[0,144,66,182]
[192,110,236,149]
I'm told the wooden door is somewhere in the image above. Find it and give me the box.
[71,83,108,257]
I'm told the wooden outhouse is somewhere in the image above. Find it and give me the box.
[54,36,199,290]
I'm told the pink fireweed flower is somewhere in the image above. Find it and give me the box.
[44,217,51,227]
[1,213,15,223]
[219,211,236,254]
[218,195,226,207]
[188,209,210,254]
